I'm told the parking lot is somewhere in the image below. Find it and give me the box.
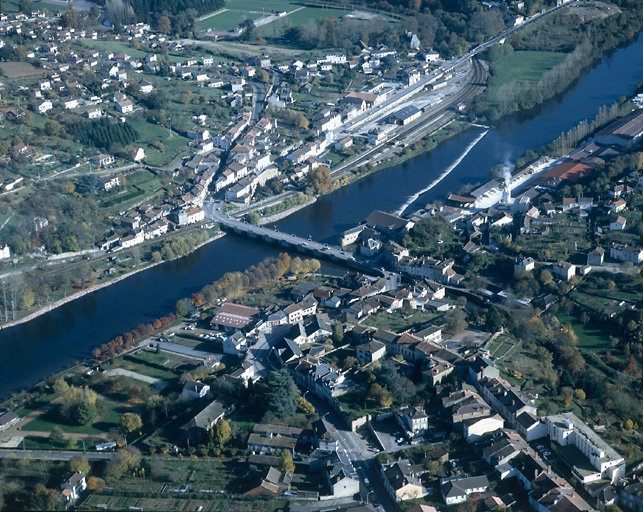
[369,415,411,453]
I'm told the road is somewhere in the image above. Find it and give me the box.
[204,201,359,266]
[313,398,398,512]
[0,449,114,461]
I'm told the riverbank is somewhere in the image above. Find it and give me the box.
[0,231,226,332]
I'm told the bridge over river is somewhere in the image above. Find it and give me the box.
[205,201,381,274]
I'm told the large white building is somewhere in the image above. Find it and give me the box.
[546,412,625,484]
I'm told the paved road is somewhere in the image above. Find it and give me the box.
[0,449,114,461]
[205,201,359,266]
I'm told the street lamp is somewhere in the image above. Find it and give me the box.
[366,490,375,504]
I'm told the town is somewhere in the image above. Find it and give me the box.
[0,0,641,511]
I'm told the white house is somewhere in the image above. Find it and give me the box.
[356,340,386,364]
[182,380,210,401]
[397,406,429,436]
[551,261,576,281]
[463,414,504,442]
[0,243,10,260]
[441,476,489,505]
[60,472,87,502]
[610,244,643,264]
[546,412,625,484]
[223,331,248,356]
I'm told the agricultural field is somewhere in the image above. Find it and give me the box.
[259,5,351,38]
[0,61,45,79]
[79,495,287,512]
[486,50,566,103]
[198,9,264,31]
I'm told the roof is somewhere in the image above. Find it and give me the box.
[441,475,489,498]
[392,105,421,122]
[211,302,260,329]
[182,400,225,431]
[365,210,409,232]
[382,459,422,491]
[0,410,18,426]
[597,109,643,140]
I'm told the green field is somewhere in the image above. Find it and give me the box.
[259,6,349,37]
[556,312,611,352]
[127,118,189,167]
[22,398,125,436]
[199,9,264,31]
[487,50,566,102]
[2,0,71,12]
[0,61,45,79]
[80,495,287,512]
[363,309,439,333]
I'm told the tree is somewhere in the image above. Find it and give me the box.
[332,323,344,345]
[156,14,172,34]
[244,212,261,225]
[573,388,586,400]
[105,446,141,478]
[280,449,295,474]
[264,370,299,419]
[444,309,468,335]
[68,456,90,475]
[50,426,65,447]
[175,298,192,317]
[68,400,97,426]
[29,484,58,511]
[208,419,232,448]
[308,166,333,194]
[121,412,143,440]
[368,383,393,408]
[296,396,315,416]
[86,476,106,491]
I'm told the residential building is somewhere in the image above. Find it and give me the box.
[181,400,225,441]
[381,459,427,502]
[463,414,504,442]
[546,412,625,484]
[326,463,360,499]
[181,380,210,401]
[0,243,10,260]
[610,244,643,264]
[587,247,605,266]
[60,472,87,502]
[247,424,302,455]
[356,340,386,364]
[223,331,249,356]
[618,480,643,512]
[397,406,429,436]
[551,261,576,281]
[441,475,489,505]
[478,377,537,430]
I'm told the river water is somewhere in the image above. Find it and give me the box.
[0,34,641,399]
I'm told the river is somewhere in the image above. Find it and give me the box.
[0,34,641,399]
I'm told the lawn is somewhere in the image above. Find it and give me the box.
[127,118,189,168]
[22,398,125,436]
[486,50,567,102]
[556,312,611,352]
[79,495,287,512]
[363,309,439,333]
[0,61,45,79]
[198,9,264,31]
[259,6,350,37]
